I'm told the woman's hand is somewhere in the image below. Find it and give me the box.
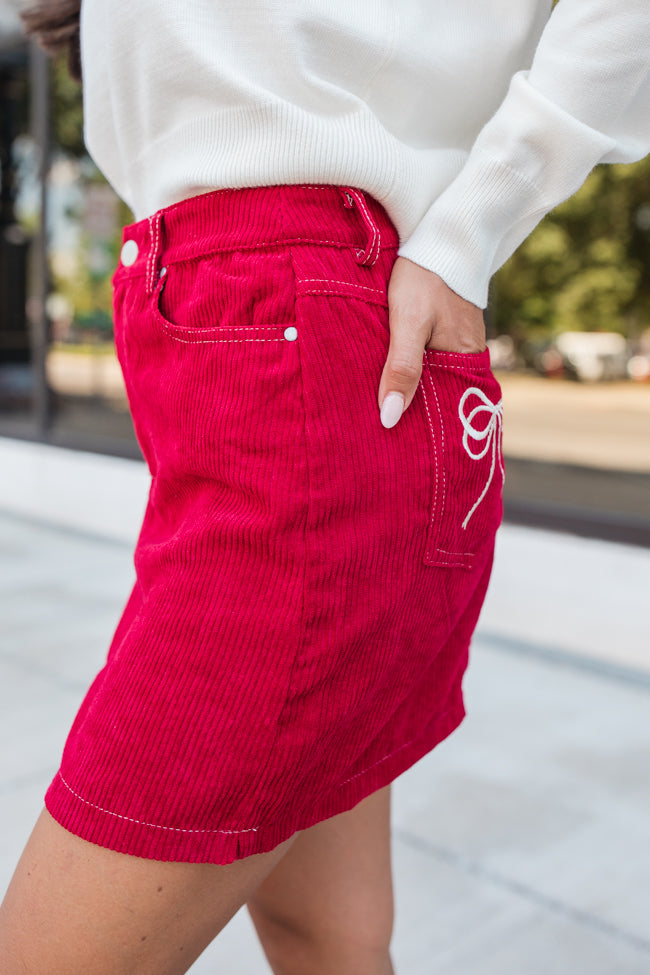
[378,257,487,428]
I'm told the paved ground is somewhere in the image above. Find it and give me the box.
[496,373,650,474]
[1,511,649,974]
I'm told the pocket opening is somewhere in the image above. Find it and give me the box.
[151,264,294,345]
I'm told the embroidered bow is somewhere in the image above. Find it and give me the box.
[458,387,504,530]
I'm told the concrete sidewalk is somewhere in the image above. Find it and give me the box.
[1,512,649,974]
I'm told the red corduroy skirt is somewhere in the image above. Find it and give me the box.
[44,184,504,863]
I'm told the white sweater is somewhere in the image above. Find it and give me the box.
[80,0,650,308]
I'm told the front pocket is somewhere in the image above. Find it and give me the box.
[150,248,297,344]
[419,349,504,570]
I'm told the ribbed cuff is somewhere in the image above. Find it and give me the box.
[397,156,540,308]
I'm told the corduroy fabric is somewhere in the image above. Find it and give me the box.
[44,184,504,864]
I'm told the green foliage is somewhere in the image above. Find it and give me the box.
[51,52,84,156]
[492,158,650,346]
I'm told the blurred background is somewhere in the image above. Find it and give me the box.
[0,5,649,546]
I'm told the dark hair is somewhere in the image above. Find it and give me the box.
[19,0,82,83]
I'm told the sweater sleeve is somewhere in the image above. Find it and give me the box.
[396,0,650,309]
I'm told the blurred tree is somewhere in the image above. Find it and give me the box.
[493,159,650,348]
[51,48,83,156]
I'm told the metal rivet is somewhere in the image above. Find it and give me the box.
[120,239,139,266]
[283,326,298,341]
[159,266,167,278]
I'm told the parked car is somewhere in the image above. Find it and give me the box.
[542,331,629,381]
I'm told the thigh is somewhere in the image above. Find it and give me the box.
[0,808,296,975]
[247,784,393,951]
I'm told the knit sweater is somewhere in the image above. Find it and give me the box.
[79,0,650,308]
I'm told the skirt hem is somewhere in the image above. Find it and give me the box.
[43,695,466,865]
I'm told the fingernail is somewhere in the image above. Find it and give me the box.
[380,392,404,429]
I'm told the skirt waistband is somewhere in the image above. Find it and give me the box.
[116,184,400,296]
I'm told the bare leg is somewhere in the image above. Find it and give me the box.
[247,784,395,975]
[0,807,297,975]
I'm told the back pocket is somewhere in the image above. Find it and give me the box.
[419,349,504,570]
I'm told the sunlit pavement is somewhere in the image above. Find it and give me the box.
[1,511,649,974]
[497,373,650,474]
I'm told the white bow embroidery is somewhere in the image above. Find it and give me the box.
[458,387,504,530]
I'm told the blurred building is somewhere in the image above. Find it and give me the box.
[0,0,30,365]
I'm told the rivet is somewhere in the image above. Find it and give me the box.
[283,326,298,341]
[120,239,139,266]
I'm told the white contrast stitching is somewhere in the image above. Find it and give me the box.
[343,187,381,264]
[429,558,473,569]
[428,367,447,559]
[146,212,162,296]
[158,322,288,344]
[56,772,260,834]
[164,334,286,345]
[337,739,416,787]
[145,215,153,289]
[353,191,380,261]
[418,371,439,563]
[425,350,486,361]
[298,278,385,296]
[336,698,464,788]
[299,287,387,305]
[145,215,154,293]
[426,362,490,372]
[436,548,476,558]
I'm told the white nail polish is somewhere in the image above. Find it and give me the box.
[380,392,404,429]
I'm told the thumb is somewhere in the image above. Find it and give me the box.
[377,327,426,429]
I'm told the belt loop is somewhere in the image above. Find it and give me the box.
[338,186,381,266]
[145,209,164,296]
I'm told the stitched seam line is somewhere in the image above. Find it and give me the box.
[337,739,417,787]
[429,557,473,569]
[145,214,155,293]
[352,189,380,262]
[418,369,439,562]
[164,334,286,345]
[56,772,260,834]
[145,212,161,295]
[427,362,490,372]
[430,376,447,555]
[343,187,381,264]
[424,350,490,372]
[437,548,475,558]
[298,278,385,296]
[425,351,487,361]
[334,701,463,789]
[299,287,388,307]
